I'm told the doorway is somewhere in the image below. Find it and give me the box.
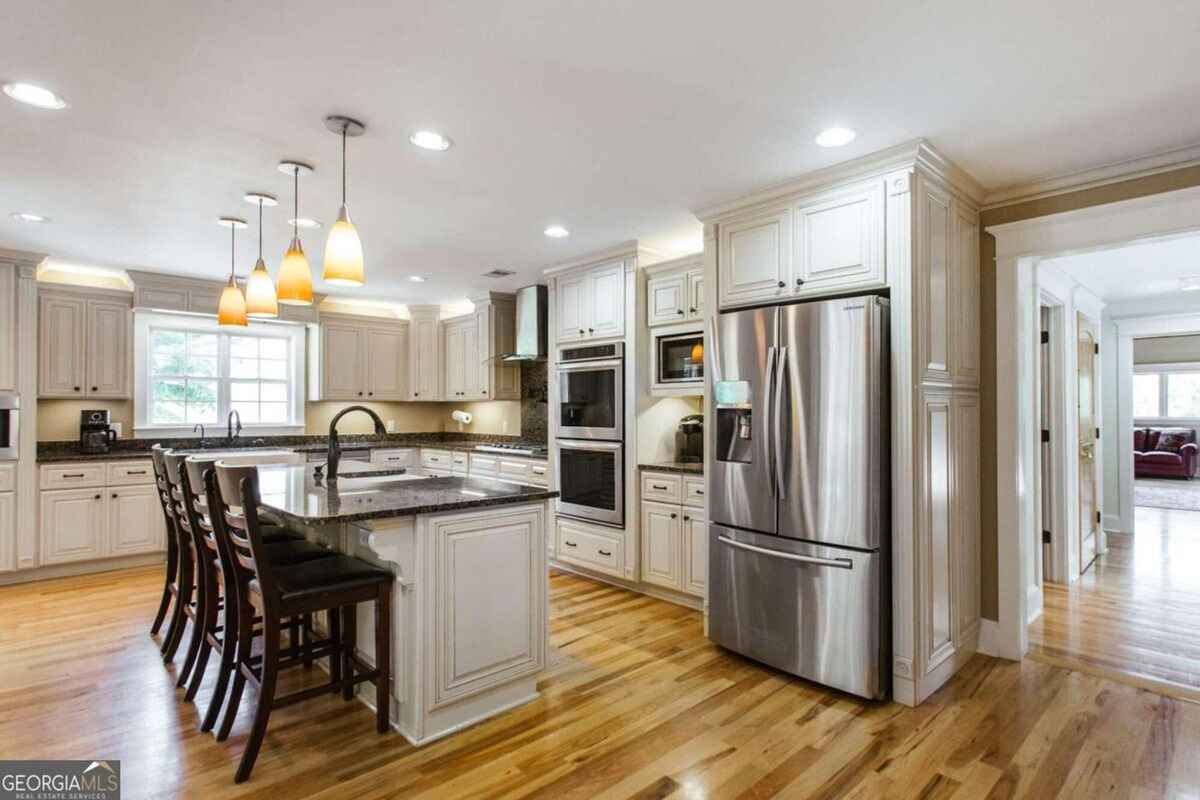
[991,185,1200,698]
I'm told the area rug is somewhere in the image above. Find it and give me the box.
[1134,478,1200,512]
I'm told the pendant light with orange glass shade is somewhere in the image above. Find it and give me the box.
[276,160,315,305]
[322,115,365,286]
[216,217,248,328]
[243,191,279,317]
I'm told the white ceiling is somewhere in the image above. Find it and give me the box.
[1042,233,1200,302]
[3,0,1200,304]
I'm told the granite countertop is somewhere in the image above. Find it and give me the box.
[638,462,704,475]
[255,464,558,524]
[37,436,549,463]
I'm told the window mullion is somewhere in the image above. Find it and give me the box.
[218,333,231,423]
[1162,373,1169,418]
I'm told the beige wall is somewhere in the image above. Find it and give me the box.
[38,398,523,440]
[978,164,1200,621]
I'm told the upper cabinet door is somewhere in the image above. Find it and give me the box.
[489,304,520,400]
[647,274,687,327]
[718,206,791,309]
[686,269,705,320]
[366,326,407,401]
[461,319,483,399]
[38,295,86,397]
[85,300,130,398]
[588,261,625,339]
[917,181,953,383]
[409,316,442,400]
[556,274,588,343]
[443,321,465,399]
[322,323,365,400]
[0,266,15,392]
[794,180,885,296]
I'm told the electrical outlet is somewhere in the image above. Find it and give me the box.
[386,419,396,433]
[110,422,123,438]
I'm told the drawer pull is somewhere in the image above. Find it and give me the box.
[598,549,612,557]
[652,484,669,491]
[63,473,86,479]
[126,470,147,475]
[695,489,704,495]
[563,540,577,548]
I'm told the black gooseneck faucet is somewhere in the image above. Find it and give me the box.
[326,405,386,480]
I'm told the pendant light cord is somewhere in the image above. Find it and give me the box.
[229,222,236,280]
[341,125,348,205]
[293,166,300,238]
[258,199,263,260]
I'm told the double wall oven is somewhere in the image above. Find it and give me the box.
[0,394,18,460]
[556,343,624,526]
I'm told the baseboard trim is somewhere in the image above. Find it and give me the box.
[549,559,704,611]
[0,552,165,586]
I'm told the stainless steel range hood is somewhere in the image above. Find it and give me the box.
[500,284,547,362]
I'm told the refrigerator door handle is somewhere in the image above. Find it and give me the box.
[717,535,853,569]
[773,345,788,499]
[762,345,777,497]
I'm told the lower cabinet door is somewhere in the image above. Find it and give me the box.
[0,492,14,572]
[40,489,107,565]
[640,501,682,590]
[682,509,707,597]
[108,485,166,556]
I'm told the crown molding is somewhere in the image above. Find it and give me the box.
[981,142,1200,209]
[0,247,48,270]
[692,139,983,223]
[468,290,516,306]
[642,251,702,277]
[542,240,658,277]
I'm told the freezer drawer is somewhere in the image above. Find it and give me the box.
[707,523,889,700]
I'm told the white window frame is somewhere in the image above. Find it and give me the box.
[134,311,306,437]
[1132,361,1200,424]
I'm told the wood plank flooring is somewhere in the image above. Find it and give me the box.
[1028,506,1200,700]
[2,564,1199,798]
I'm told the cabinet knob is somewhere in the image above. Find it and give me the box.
[91,386,98,392]
[588,328,594,334]
[677,309,684,315]
[368,391,373,397]
[578,329,584,335]
[358,391,363,396]
[796,278,805,287]
[670,512,677,519]
[689,307,697,313]
[777,281,785,288]
[683,515,690,521]
[414,392,420,397]
[74,386,81,392]
[112,492,118,499]
[94,494,102,500]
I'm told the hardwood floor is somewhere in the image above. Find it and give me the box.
[1029,506,1200,701]
[3,566,1200,799]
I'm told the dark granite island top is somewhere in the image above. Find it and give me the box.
[256,462,558,526]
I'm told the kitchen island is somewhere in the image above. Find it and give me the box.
[255,461,557,746]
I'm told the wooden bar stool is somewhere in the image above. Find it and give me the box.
[167,453,334,707]
[151,446,194,663]
[211,462,392,783]
[149,445,180,640]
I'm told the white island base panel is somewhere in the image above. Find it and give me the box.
[314,501,551,747]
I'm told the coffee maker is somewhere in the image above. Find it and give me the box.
[80,409,117,455]
[675,414,703,463]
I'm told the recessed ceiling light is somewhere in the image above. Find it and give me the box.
[1181,276,1200,292]
[815,127,856,148]
[409,275,426,283]
[410,130,452,151]
[544,225,569,238]
[288,217,322,229]
[10,211,49,223]
[3,82,68,110]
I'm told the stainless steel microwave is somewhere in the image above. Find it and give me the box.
[654,331,704,386]
[0,394,18,460]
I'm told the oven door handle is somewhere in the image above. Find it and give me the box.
[557,440,623,452]
[557,359,623,372]
[717,536,853,569]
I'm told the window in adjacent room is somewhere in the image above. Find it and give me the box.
[1133,364,1200,420]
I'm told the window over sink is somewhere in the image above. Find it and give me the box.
[134,312,305,436]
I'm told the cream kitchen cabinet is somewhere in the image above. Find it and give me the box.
[472,293,520,401]
[38,460,165,566]
[443,315,482,400]
[38,289,132,399]
[638,471,705,598]
[407,306,442,401]
[0,264,15,392]
[646,255,705,327]
[311,316,409,401]
[0,464,15,573]
[717,180,886,310]
[554,260,625,343]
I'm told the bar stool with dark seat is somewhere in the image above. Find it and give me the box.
[165,453,335,702]
[211,462,393,783]
[151,445,193,663]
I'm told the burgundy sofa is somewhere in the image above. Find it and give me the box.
[1134,427,1198,479]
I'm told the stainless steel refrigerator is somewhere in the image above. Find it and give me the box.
[707,295,890,699]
